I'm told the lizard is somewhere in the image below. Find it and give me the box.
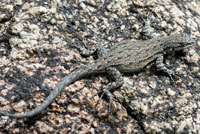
[0,33,195,118]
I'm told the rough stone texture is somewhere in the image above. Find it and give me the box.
[0,0,199,133]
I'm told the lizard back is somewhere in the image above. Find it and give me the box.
[89,33,195,73]
[90,38,163,72]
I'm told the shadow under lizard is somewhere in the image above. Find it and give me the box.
[0,33,195,118]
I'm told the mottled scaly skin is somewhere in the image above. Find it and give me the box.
[92,33,195,72]
[0,33,195,118]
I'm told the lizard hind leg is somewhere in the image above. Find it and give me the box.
[69,41,97,57]
[70,41,107,58]
[97,67,123,114]
[95,44,107,58]
[103,67,124,100]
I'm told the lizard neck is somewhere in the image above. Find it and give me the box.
[147,35,181,53]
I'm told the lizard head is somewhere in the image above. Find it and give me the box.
[171,33,196,51]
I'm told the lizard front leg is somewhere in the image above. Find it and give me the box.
[141,13,154,40]
[156,55,175,81]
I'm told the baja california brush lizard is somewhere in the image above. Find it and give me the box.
[0,33,195,118]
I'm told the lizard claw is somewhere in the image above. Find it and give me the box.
[95,86,114,108]
[169,74,175,83]
[102,87,115,101]
[167,69,176,84]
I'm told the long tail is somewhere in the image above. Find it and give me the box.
[0,68,93,118]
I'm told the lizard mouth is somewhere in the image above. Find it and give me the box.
[173,41,195,51]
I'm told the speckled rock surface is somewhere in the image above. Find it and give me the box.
[0,0,199,133]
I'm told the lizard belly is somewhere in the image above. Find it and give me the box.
[116,62,146,73]
[116,55,160,73]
